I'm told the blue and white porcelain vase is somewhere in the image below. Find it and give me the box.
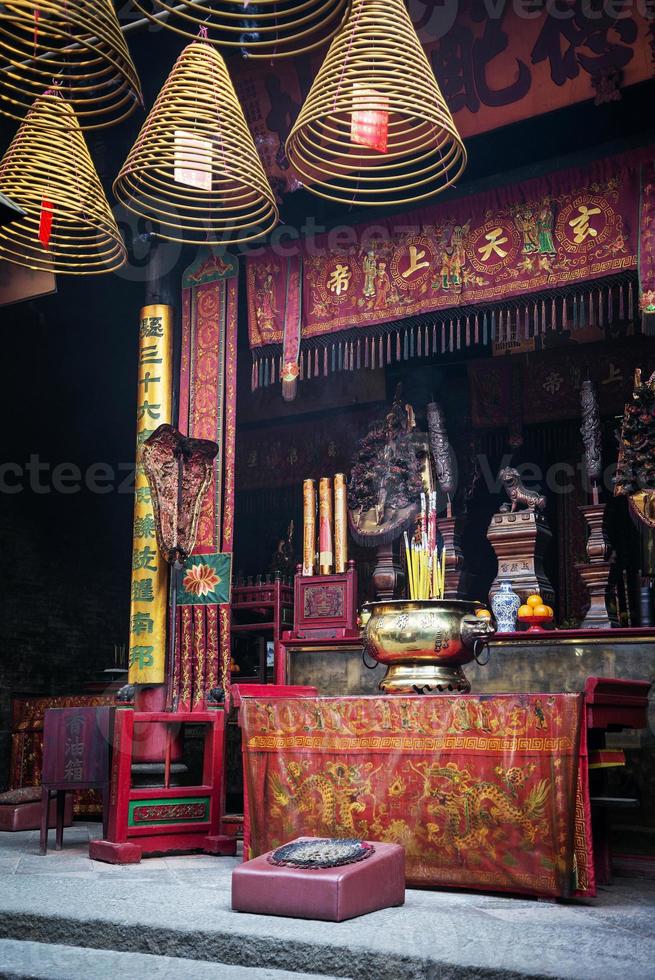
[491,581,521,633]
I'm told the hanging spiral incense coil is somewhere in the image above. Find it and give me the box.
[0,89,126,274]
[0,1,142,130]
[113,40,279,244]
[286,0,467,206]
[130,0,351,59]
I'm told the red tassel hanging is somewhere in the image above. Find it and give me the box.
[560,296,566,331]
[549,298,555,332]
[386,332,391,364]
[396,331,401,361]
[455,318,461,350]
[628,281,635,321]
[619,283,625,321]
[417,325,422,357]
[306,350,312,380]
[357,338,362,369]
[251,359,256,392]
[441,322,446,354]
[540,299,545,334]
[449,319,454,353]
[324,345,328,376]
[372,336,378,370]
[498,309,503,342]
[465,316,470,347]
[424,324,429,356]
[608,284,614,323]
[38,199,53,248]
[523,305,529,340]
[432,322,437,351]
[598,288,604,328]
[474,314,479,345]
[379,335,383,365]
[271,356,277,384]
[589,290,594,329]
[299,353,304,381]
[315,348,319,376]
[533,304,538,337]
[364,336,369,369]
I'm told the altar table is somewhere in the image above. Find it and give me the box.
[241,694,590,899]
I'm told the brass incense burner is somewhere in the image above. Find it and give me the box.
[361,599,494,694]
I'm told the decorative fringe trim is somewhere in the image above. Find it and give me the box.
[249,276,639,391]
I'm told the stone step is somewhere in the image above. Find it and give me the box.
[0,939,349,980]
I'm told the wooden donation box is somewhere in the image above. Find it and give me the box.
[293,562,359,640]
[41,707,112,854]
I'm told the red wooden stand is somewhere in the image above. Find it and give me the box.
[89,709,236,865]
[290,562,359,645]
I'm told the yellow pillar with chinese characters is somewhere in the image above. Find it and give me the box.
[128,305,174,685]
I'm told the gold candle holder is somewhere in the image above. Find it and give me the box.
[303,479,317,577]
[334,473,348,574]
[319,477,334,576]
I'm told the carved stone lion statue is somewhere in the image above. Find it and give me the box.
[499,466,546,513]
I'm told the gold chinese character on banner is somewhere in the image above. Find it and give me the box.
[327,263,352,295]
[402,244,431,279]
[569,205,602,244]
[478,227,509,261]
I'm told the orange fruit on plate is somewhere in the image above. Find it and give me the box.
[476,608,492,619]
[533,604,550,618]
[526,594,542,608]
[544,605,554,618]
[517,604,533,619]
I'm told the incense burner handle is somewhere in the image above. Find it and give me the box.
[460,615,495,666]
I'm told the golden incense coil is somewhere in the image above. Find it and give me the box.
[0,0,142,130]
[286,0,466,207]
[0,89,126,274]
[130,0,351,60]
[113,40,278,245]
[319,477,334,576]
[334,473,347,574]
[303,479,317,576]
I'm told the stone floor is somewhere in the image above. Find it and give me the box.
[0,823,654,979]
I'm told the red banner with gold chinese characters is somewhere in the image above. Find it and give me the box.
[248,149,646,353]
[242,694,589,898]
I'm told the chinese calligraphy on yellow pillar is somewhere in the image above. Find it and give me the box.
[128,304,173,685]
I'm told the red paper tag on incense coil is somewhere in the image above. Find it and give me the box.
[38,199,53,248]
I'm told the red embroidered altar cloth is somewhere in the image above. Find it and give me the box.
[242,694,585,898]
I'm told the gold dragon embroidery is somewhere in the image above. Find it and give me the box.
[269,760,375,835]
[409,761,550,854]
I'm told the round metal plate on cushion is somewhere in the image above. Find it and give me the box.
[268,838,375,869]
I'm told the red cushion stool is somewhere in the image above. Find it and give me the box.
[232,837,405,922]
[0,787,73,833]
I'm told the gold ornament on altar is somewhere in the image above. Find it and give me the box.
[0,88,126,274]
[0,0,142,130]
[286,0,467,207]
[130,0,351,59]
[114,38,279,245]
